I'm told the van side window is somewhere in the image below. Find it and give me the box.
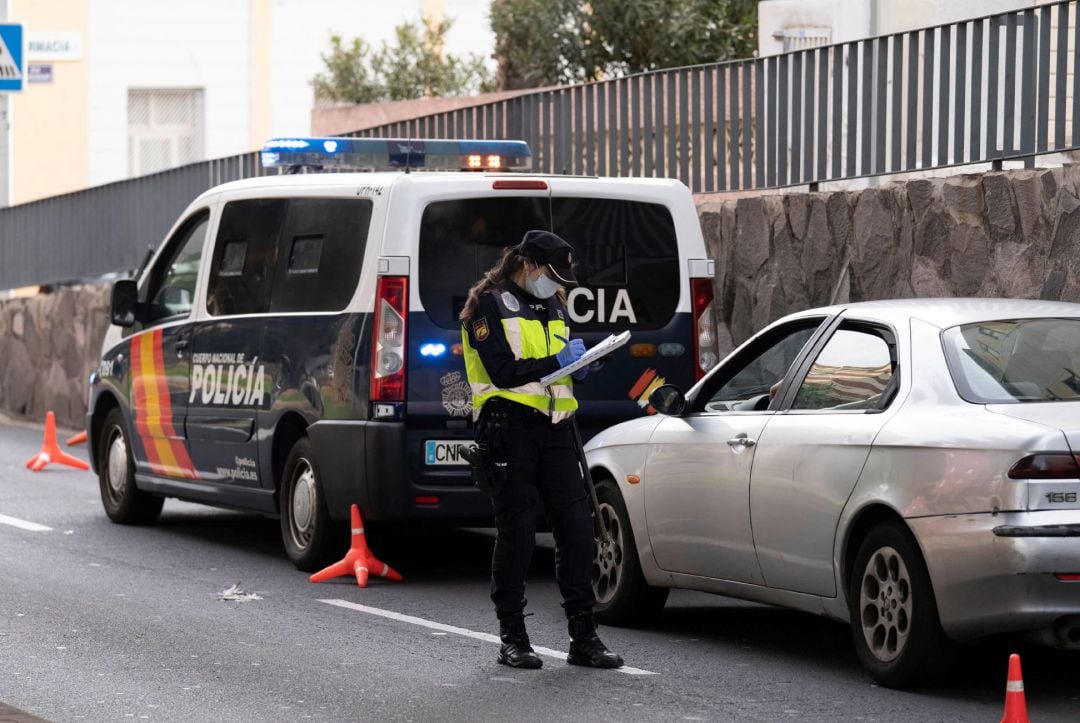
[145,211,209,324]
[269,198,372,313]
[207,199,287,316]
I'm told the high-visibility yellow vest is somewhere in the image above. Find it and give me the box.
[461,288,578,423]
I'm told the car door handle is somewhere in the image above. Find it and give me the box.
[726,434,756,448]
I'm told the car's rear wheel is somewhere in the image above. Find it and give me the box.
[97,408,164,525]
[849,520,956,687]
[279,436,341,571]
[592,478,669,626]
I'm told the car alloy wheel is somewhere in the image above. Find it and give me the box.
[847,520,957,687]
[857,545,912,663]
[592,500,625,605]
[591,479,669,626]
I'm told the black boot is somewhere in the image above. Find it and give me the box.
[497,614,542,669]
[566,611,624,669]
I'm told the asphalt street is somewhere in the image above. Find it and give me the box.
[0,419,1077,722]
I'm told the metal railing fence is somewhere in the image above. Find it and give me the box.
[3,1,1079,289]
[355,0,1080,191]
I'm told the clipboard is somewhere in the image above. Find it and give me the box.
[540,331,632,387]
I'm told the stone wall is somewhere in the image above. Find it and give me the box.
[0,285,111,429]
[4,164,1080,427]
[699,164,1080,358]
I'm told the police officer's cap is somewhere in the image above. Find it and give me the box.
[516,230,577,285]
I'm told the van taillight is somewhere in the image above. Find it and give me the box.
[371,276,408,402]
[690,278,718,379]
[1008,453,1080,479]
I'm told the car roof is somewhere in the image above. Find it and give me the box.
[792,297,1080,328]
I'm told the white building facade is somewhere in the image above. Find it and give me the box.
[2,0,495,206]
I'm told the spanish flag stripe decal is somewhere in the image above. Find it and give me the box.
[131,330,198,480]
[132,333,166,475]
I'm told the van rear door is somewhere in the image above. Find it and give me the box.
[411,177,706,441]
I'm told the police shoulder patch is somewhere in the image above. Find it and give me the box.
[500,291,520,312]
[472,318,490,342]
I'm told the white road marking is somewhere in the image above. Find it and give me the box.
[0,513,52,532]
[319,598,655,676]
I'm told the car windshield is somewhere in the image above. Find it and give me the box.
[942,318,1080,403]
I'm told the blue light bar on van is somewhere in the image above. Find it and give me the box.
[260,137,532,172]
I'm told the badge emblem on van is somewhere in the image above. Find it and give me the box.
[440,371,472,417]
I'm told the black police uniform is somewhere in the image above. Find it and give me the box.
[465,281,596,620]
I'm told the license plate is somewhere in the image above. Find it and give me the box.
[424,439,475,466]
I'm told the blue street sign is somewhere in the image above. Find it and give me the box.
[0,24,24,92]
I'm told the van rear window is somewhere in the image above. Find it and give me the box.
[418,196,679,331]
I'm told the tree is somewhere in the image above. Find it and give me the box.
[312,16,494,104]
[490,0,758,90]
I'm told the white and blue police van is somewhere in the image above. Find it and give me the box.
[87,137,717,570]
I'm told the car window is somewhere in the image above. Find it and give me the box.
[268,198,372,313]
[695,319,822,413]
[943,318,1080,403]
[791,328,895,411]
[206,199,287,316]
[145,212,209,324]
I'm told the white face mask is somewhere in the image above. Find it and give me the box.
[524,263,560,299]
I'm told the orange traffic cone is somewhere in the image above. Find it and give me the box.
[309,504,402,588]
[66,430,87,446]
[24,412,90,472]
[1001,653,1030,723]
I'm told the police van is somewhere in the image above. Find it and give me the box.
[87,137,716,570]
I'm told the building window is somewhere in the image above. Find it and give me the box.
[127,89,205,177]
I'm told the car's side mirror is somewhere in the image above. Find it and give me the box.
[648,384,686,415]
[110,279,142,327]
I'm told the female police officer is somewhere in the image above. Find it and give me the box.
[460,229,623,670]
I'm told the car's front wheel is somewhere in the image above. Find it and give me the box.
[592,478,669,626]
[97,408,164,525]
[848,520,957,687]
[279,437,341,571]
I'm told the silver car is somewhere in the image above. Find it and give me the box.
[584,298,1080,687]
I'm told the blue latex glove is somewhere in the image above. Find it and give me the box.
[555,335,586,368]
[572,365,589,382]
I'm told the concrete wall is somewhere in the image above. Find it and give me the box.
[700,163,1080,358]
[7,163,1080,427]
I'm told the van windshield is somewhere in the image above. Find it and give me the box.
[942,318,1080,403]
[418,196,679,331]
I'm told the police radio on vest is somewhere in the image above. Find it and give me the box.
[566,288,636,325]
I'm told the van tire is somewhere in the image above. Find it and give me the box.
[97,408,164,525]
[592,478,669,626]
[279,437,340,571]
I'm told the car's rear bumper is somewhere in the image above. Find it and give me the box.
[909,511,1080,647]
[309,419,494,525]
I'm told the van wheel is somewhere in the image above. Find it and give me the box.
[592,478,669,626]
[97,408,164,525]
[279,437,339,571]
[848,521,957,687]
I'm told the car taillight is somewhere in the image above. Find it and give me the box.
[371,275,408,403]
[1008,453,1080,479]
[690,277,718,380]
